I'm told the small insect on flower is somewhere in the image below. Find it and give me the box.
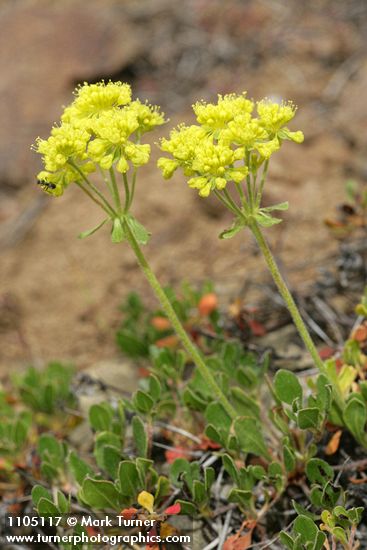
[36,180,56,191]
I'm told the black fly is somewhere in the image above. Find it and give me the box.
[37,180,56,191]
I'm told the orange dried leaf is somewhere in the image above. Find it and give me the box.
[352,324,367,343]
[165,447,190,464]
[120,507,138,520]
[151,316,171,331]
[198,293,218,316]
[223,533,253,550]
[155,335,179,348]
[325,430,342,456]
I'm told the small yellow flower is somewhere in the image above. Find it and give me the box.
[193,93,254,134]
[62,81,132,122]
[221,113,268,148]
[128,100,166,134]
[257,100,297,134]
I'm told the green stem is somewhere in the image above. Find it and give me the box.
[75,181,110,214]
[122,173,131,212]
[214,190,238,215]
[128,170,137,210]
[69,161,117,217]
[122,218,237,419]
[249,220,344,410]
[223,188,243,216]
[109,167,122,214]
[256,159,269,207]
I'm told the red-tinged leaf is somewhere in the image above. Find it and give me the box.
[223,533,253,550]
[247,319,266,337]
[319,346,335,360]
[198,293,218,316]
[119,507,138,520]
[335,358,343,372]
[151,316,171,331]
[198,436,221,450]
[352,324,367,343]
[155,335,179,349]
[165,447,190,463]
[164,503,181,515]
[147,526,159,549]
[138,367,151,378]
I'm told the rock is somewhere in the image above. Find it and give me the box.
[0,1,144,189]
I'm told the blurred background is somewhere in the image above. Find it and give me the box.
[1,0,367,373]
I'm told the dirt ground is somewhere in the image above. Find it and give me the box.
[1,0,367,373]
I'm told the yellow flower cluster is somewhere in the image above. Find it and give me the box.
[157,93,304,197]
[34,81,165,196]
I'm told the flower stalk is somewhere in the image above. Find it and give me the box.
[122,218,237,419]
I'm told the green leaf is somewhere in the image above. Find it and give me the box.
[183,387,208,411]
[279,532,294,550]
[31,485,52,507]
[297,407,320,430]
[204,467,215,492]
[101,446,122,478]
[205,402,232,433]
[193,480,206,505]
[132,390,154,414]
[78,218,108,239]
[127,215,151,245]
[68,451,95,486]
[274,369,303,405]
[148,375,161,401]
[255,211,282,227]
[111,217,125,243]
[228,488,252,507]
[132,416,148,457]
[37,498,60,517]
[80,479,121,510]
[136,457,154,485]
[175,499,197,516]
[293,515,318,543]
[118,461,141,498]
[57,490,69,514]
[221,454,239,484]
[170,458,191,488]
[343,397,367,444]
[292,500,318,521]
[13,419,28,447]
[204,424,224,447]
[89,404,113,432]
[38,434,63,460]
[234,417,271,460]
[230,387,260,418]
[331,527,348,545]
[219,217,245,240]
[306,458,334,484]
[262,201,289,212]
[116,330,148,358]
[283,445,296,472]
[154,476,171,505]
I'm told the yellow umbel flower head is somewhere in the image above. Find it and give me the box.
[34,81,164,196]
[157,91,304,198]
